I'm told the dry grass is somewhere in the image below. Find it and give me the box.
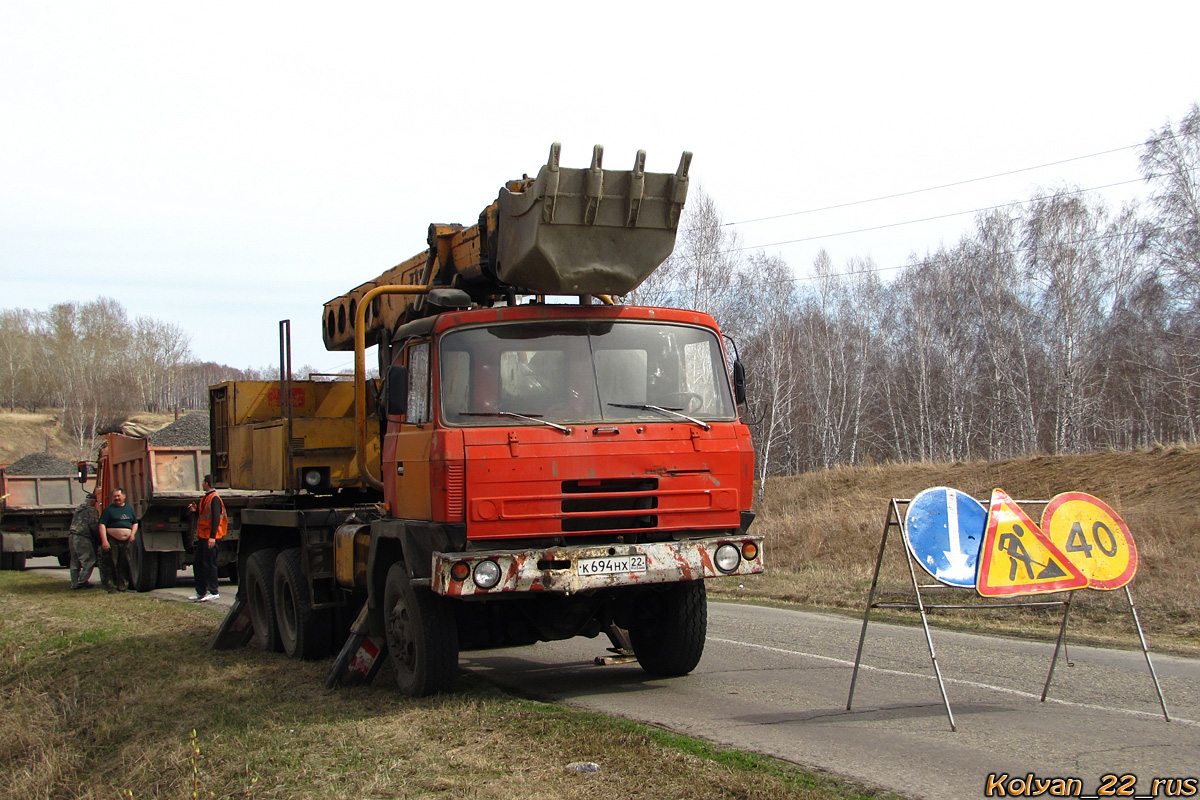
[709,445,1200,654]
[0,573,898,800]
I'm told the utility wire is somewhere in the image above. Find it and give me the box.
[661,221,1189,292]
[720,160,1194,261]
[723,177,1150,254]
[722,131,1184,228]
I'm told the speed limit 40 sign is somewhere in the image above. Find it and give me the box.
[1040,492,1138,590]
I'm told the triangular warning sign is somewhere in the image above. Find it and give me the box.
[977,489,1089,597]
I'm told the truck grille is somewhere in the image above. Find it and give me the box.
[560,478,658,532]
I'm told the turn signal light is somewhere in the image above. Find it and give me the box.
[450,561,470,582]
[741,541,758,561]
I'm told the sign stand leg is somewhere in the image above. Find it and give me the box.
[847,500,898,713]
[1041,590,1075,701]
[848,499,956,731]
[1126,585,1170,721]
[899,510,957,731]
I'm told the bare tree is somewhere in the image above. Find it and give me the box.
[1022,187,1109,453]
[628,186,745,317]
[1140,103,1200,308]
[0,309,40,412]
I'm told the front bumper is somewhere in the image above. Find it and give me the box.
[431,535,764,597]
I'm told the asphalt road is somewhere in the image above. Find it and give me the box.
[460,601,1200,800]
[27,558,1200,798]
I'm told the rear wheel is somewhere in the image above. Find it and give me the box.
[246,548,283,652]
[628,581,707,676]
[11,552,26,571]
[57,552,71,568]
[157,551,179,588]
[274,548,332,659]
[130,534,159,592]
[383,562,458,697]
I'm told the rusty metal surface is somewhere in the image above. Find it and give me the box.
[431,535,763,597]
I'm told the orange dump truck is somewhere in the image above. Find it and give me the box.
[210,144,762,696]
[90,430,273,591]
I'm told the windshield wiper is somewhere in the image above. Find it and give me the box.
[607,403,711,431]
[463,411,572,435]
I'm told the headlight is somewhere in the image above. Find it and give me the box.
[303,469,324,488]
[472,560,502,589]
[714,543,741,574]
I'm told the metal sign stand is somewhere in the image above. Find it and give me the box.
[846,498,1170,731]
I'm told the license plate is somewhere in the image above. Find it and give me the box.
[577,554,647,576]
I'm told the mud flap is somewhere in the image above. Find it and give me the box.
[323,603,389,689]
[208,597,254,651]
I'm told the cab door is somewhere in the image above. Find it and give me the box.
[389,339,434,520]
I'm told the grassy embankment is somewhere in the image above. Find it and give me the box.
[0,572,899,800]
[710,445,1200,656]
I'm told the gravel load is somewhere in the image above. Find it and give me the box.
[5,452,77,476]
[148,412,211,447]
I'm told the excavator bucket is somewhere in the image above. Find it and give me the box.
[494,143,691,296]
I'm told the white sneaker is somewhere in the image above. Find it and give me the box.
[187,594,205,601]
[199,593,220,602]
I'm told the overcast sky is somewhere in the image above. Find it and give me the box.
[3,1,1197,372]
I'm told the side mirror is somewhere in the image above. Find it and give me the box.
[386,365,408,417]
[732,360,746,405]
[77,461,90,484]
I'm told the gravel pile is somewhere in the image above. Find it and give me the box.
[6,453,76,476]
[148,412,211,447]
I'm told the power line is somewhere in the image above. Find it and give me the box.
[722,132,1183,228]
[743,221,1187,287]
[724,177,1150,254]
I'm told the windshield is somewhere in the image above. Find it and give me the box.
[439,320,736,426]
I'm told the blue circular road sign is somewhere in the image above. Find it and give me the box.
[904,487,987,588]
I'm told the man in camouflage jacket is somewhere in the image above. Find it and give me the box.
[69,492,100,589]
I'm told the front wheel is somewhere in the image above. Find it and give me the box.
[628,581,708,676]
[383,562,458,697]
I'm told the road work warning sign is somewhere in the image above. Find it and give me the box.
[977,489,1089,597]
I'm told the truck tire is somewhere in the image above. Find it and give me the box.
[246,548,283,653]
[57,552,71,568]
[383,562,458,697]
[157,552,179,589]
[9,552,27,571]
[131,535,160,592]
[628,581,708,676]
[274,548,332,660]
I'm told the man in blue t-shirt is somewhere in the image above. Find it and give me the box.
[98,489,138,593]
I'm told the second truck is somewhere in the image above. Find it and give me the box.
[210,144,762,696]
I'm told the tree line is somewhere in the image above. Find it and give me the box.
[0,299,291,458]
[634,104,1200,483]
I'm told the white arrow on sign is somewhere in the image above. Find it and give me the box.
[940,488,973,582]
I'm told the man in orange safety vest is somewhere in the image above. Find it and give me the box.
[187,475,227,602]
